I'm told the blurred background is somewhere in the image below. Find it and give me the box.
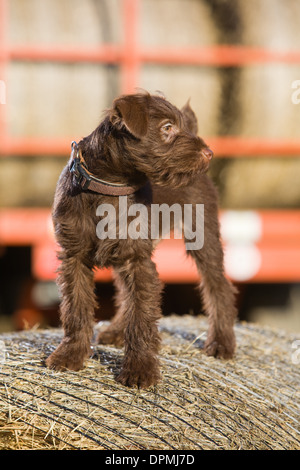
[0,0,300,333]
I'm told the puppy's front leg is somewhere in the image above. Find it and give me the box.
[46,253,97,371]
[114,253,162,388]
[185,197,237,359]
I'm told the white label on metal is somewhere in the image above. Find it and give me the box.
[224,243,261,282]
[220,211,262,244]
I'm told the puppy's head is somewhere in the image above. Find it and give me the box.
[109,92,213,187]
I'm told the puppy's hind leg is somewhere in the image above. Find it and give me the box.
[97,270,126,347]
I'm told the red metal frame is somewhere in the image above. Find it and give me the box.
[1,0,300,283]
[1,208,300,283]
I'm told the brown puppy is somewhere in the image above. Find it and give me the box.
[46,92,237,388]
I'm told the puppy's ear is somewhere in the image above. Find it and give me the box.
[112,94,149,138]
[181,99,198,135]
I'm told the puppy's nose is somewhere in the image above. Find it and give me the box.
[201,147,214,161]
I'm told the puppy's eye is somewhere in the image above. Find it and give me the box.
[162,123,173,132]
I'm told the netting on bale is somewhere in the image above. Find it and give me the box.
[0,315,299,450]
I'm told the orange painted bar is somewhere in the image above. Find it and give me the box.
[2,209,300,282]
[0,208,54,245]
[2,209,300,245]
[121,0,140,93]
[31,238,300,283]
[253,244,300,282]
[0,136,73,156]
[153,240,300,283]
[4,44,300,67]
[32,242,111,282]
[140,45,300,66]
[259,210,300,242]
[8,45,122,63]
[31,239,199,282]
[1,136,300,157]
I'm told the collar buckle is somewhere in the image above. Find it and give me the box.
[69,140,142,196]
[70,157,92,190]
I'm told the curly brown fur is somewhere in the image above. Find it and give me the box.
[46,91,237,388]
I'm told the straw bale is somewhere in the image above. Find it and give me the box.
[0,315,299,450]
[219,0,300,209]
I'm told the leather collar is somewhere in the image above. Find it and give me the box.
[69,141,141,196]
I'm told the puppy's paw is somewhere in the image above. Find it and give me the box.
[116,356,160,388]
[204,332,236,360]
[97,328,124,348]
[45,342,90,371]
